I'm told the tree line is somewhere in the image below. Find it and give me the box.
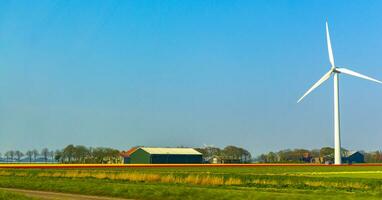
[0,145,121,164]
[195,145,252,163]
[1,148,54,163]
[54,145,120,164]
[256,147,382,163]
[364,151,382,163]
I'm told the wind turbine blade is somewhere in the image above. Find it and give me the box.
[326,21,335,67]
[297,69,333,103]
[336,68,382,84]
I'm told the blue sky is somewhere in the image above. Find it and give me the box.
[0,0,382,155]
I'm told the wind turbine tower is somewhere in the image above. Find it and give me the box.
[297,22,382,165]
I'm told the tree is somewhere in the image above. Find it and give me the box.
[320,147,334,157]
[205,147,222,160]
[41,148,49,163]
[73,145,89,163]
[63,145,76,163]
[196,145,251,163]
[6,151,15,162]
[26,150,33,163]
[258,154,268,163]
[364,151,382,163]
[292,149,310,162]
[32,149,39,161]
[222,146,240,160]
[105,148,120,164]
[311,149,320,157]
[242,148,252,163]
[195,146,222,162]
[15,151,24,162]
[267,152,278,162]
[92,147,120,164]
[49,151,55,163]
[4,151,13,162]
[54,150,63,163]
[194,148,207,158]
[222,146,251,163]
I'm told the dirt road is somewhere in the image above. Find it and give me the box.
[0,188,129,200]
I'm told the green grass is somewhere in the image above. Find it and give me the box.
[0,190,37,200]
[0,166,382,199]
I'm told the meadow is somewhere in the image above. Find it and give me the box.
[0,190,35,200]
[0,165,382,199]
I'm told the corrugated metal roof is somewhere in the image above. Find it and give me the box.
[140,147,202,155]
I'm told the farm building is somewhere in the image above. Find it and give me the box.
[208,156,241,164]
[310,151,364,164]
[343,151,364,164]
[121,147,203,164]
[120,147,139,164]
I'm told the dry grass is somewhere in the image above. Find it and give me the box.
[11,170,240,186]
[0,171,11,176]
[225,177,243,185]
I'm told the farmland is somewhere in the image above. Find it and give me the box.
[0,190,35,200]
[0,165,382,199]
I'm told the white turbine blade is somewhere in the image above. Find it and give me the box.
[297,69,333,103]
[336,68,382,84]
[326,21,335,67]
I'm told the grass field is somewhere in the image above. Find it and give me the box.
[0,190,36,200]
[0,164,382,199]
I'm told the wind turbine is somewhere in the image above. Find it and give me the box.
[297,22,382,165]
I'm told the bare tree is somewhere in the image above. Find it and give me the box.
[26,150,33,163]
[4,151,12,162]
[41,148,49,163]
[49,151,55,163]
[32,149,39,162]
[15,151,24,162]
[5,151,15,162]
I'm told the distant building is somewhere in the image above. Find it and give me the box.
[310,151,364,164]
[121,147,203,164]
[301,152,312,162]
[120,147,139,164]
[343,151,364,164]
[211,156,220,164]
[208,156,241,164]
[311,156,331,164]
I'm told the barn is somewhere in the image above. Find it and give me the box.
[122,147,203,164]
[343,151,364,164]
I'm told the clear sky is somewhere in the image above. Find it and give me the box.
[0,0,382,155]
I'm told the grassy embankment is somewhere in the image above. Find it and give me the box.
[0,165,382,199]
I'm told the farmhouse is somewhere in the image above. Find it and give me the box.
[121,147,203,164]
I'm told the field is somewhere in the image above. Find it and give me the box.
[0,190,36,200]
[0,164,382,199]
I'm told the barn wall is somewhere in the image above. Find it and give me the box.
[129,149,151,164]
[123,157,130,164]
[348,153,364,163]
[151,154,202,164]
